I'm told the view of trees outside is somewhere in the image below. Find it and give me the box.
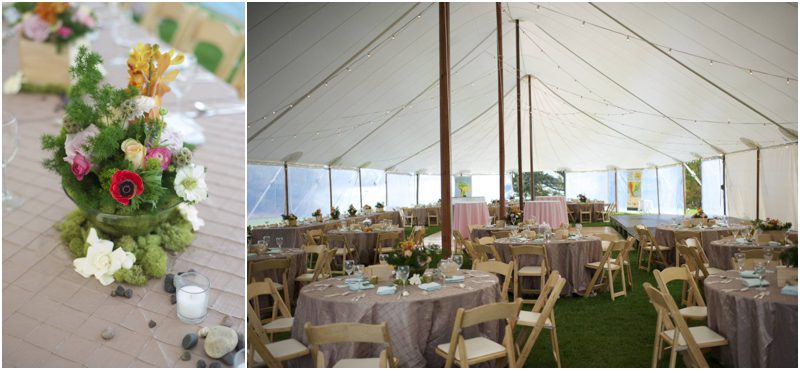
[684,159,702,215]
[511,171,566,200]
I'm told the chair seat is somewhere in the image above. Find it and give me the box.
[585,261,621,270]
[273,282,284,290]
[706,267,725,276]
[333,358,383,368]
[517,310,554,329]
[335,248,349,256]
[436,337,507,362]
[518,266,545,275]
[679,306,708,320]
[601,241,610,252]
[296,273,329,282]
[263,317,294,332]
[661,326,727,350]
[644,244,671,251]
[266,338,309,360]
[376,247,395,253]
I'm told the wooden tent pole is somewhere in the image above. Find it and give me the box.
[328,166,333,211]
[528,75,534,200]
[439,2,453,254]
[283,162,290,215]
[756,148,760,219]
[496,2,506,220]
[515,19,523,210]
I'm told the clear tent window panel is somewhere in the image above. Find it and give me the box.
[247,163,286,225]
[565,171,612,202]
[726,150,758,220]
[702,158,724,217]
[387,173,415,208]
[759,145,798,225]
[472,174,500,202]
[360,168,386,208]
[641,169,658,214]
[331,168,361,211]
[287,166,330,218]
[418,175,441,205]
[657,165,684,216]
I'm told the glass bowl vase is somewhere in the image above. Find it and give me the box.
[63,186,180,237]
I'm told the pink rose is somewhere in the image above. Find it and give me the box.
[21,14,50,42]
[145,147,172,170]
[64,124,100,165]
[72,6,95,28]
[57,26,73,39]
[71,153,91,181]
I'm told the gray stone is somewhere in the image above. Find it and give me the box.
[164,274,176,293]
[203,326,237,358]
[196,360,207,368]
[209,362,221,368]
[181,351,191,361]
[148,320,157,328]
[124,288,133,299]
[170,294,177,305]
[235,332,244,351]
[221,352,234,366]
[221,315,233,327]
[182,333,199,350]
[115,285,125,296]
[101,327,114,340]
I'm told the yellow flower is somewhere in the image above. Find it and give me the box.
[120,138,146,169]
[126,43,184,119]
[34,2,69,25]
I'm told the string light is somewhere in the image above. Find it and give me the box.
[626,35,630,41]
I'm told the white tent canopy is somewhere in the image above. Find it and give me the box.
[248,2,797,174]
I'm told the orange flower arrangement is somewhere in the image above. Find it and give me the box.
[34,2,69,24]
[127,43,184,118]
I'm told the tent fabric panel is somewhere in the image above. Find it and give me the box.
[725,150,758,219]
[758,144,798,225]
[701,158,725,217]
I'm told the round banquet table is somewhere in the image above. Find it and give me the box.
[493,236,602,295]
[326,228,404,265]
[410,206,439,226]
[247,248,307,302]
[470,225,520,240]
[289,271,502,367]
[524,200,568,228]
[566,202,605,222]
[452,203,490,238]
[654,224,748,250]
[704,269,798,367]
[706,240,791,270]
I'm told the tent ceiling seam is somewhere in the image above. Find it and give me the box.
[589,2,798,141]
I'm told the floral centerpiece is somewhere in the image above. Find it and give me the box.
[385,240,444,275]
[363,204,372,213]
[691,208,708,218]
[347,204,357,217]
[43,45,206,286]
[507,207,522,226]
[9,3,96,92]
[330,206,340,220]
[577,194,587,203]
[311,208,323,222]
[375,202,384,212]
[282,213,298,226]
[753,218,792,231]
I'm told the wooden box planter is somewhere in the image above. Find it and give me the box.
[19,38,87,89]
[776,266,797,288]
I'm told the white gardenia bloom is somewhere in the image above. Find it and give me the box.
[73,228,136,286]
[132,96,156,117]
[174,164,208,203]
[3,71,23,95]
[409,273,422,286]
[178,203,205,231]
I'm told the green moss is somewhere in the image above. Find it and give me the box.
[113,265,148,286]
[58,210,89,257]
[116,235,137,253]
[158,218,195,252]
[140,243,167,278]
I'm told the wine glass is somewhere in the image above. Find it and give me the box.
[753,261,767,292]
[276,236,284,249]
[417,254,428,270]
[355,264,365,286]
[763,247,774,265]
[262,236,270,248]
[453,254,463,271]
[734,252,746,273]
[344,259,355,276]
[379,253,388,265]
[396,265,410,296]
[732,228,740,241]
[3,111,25,213]
[575,223,583,238]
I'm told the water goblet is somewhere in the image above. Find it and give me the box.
[263,236,270,248]
[575,223,583,237]
[734,252,746,273]
[344,260,355,277]
[453,254,463,271]
[379,253,388,265]
[732,229,740,241]
[753,261,767,292]
[276,236,284,249]
[763,247,774,265]
[396,265,410,296]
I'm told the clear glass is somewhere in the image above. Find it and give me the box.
[288,166,330,218]
[418,175,442,205]
[387,173,415,208]
[174,272,210,324]
[453,254,463,271]
[233,348,246,368]
[576,223,583,237]
[735,252,746,273]
[360,168,386,208]
[275,236,283,249]
[396,265,409,296]
[247,164,286,225]
[379,253,388,265]
[344,260,355,276]
[3,111,24,212]
[732,229,740,240]
[355,264,365,281]
[64,186,180,236]
[331,168,360,210]
[763,247,773,263]
[263,236,271,248]
[753,262,767,292]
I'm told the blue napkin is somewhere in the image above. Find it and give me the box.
[445,275,465,283]
[740,270,758,278]
[376,286,396,295]
[345,278,365,284]
[418,282,442,291]
[268,248,281,253]
[348,282,374,291]
[741,278,769,287]
[780,285,798,296]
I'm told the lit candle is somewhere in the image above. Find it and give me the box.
[175,272,209,324]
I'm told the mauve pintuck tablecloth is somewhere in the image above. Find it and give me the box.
[493,237,602,295]
[452,203,490,238]
[706,240,790,270]
[290,272,502,367]
[248,248,307,302]
[326,228,403,265]
[250,211,402,249]
[704,270,798,367]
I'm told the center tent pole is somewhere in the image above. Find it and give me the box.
[439,2,453,254]
[496,2,506,220]
[528,75,534,200]
[515,19,523,210]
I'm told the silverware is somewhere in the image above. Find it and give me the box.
[324,291,351,298]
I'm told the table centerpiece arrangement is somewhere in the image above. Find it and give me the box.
[385,240,444,276]
[312,208,323,222]
[347,204,357,217]
[330,206,341,220]
[42,44,207,286]
[282,213,298,226]
[7,2,97,93]
[753,217,793,242]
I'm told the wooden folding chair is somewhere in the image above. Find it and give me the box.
[427,209,440,226]
[303,244,327,274]
[452,230,466,255]
[326,234,356,276]
[477,236,496,245]
[515,272,566,367]
[247,279,293,341]
[492,230,512,239]
[593,233,618,252]
[511,245,550,304]
[247,302,308,367]
[296,249,333,285]
[474,260,513,302]
[654,266,707,321]
[305,322,398,368]
[374,231,400,264]
[673,231,703,267]
[365,264,394,282]
[677,245,724,281]
[636,225,671,272]
[643,283,727,368]
[181,15,245,81]
[248,258,292,308]
[141,3,200,48]
[435,299,522,368]
[579,203,592,223]
[584,240,629,301]
[473,243,500,263]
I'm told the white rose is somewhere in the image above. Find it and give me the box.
[73,228,135,286]
[178,203,205,231]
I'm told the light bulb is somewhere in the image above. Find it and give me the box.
[748,69,753,75]
[709,60,713,65]
[626,35,630,41]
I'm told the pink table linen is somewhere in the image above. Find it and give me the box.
[524,200,569,228]
[452,203,490,238]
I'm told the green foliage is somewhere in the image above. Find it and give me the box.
[159,218,195,252]
[113,265,148,286]
[20,82,68,94]
[58,210,89,257]
[140,242,167,278]
[511,171,566,200]
[684,160,702,210]
[780,246,798,268]
[116,235,137,253]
